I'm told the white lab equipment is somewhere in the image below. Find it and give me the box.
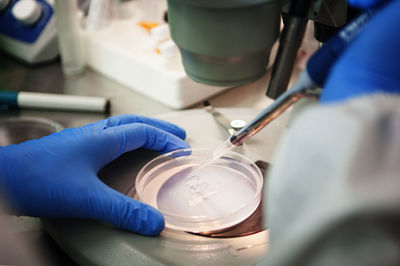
[0,0,58,64]
[12,0,42,26]
[54,0,85,75]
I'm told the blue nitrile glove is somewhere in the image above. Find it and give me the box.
[0,114,190,236]
[321,0,400,102]
[348,0,388,8]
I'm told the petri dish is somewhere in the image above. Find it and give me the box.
[0,117,63,146]
[134,149,263,233]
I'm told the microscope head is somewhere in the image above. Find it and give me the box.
[167,0,282,86]
[167,0,350,92]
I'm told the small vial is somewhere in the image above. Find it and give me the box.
[54,0,85,76]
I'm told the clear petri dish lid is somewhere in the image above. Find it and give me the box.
[0,117,63,146]
[133,149,263,233]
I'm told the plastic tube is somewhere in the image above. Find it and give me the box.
[54,0,85,76]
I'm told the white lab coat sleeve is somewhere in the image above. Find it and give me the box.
[264,94,400,266]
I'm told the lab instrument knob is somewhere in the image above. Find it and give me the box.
[0,0,10,11]
[12,0,42,26]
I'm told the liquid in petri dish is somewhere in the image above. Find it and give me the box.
[142,163,257,220]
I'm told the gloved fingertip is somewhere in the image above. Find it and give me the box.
[174,126,187,140]
[162,138,191,154]
[117,199,165,236]
[140,206,165,236]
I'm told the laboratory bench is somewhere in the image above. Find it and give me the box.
[0,52,289,265]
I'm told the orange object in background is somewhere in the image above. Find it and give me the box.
[138,21,160,31]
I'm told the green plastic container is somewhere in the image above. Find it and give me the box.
[168,0,282,86]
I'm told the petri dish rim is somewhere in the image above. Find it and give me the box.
[134,148,263,226]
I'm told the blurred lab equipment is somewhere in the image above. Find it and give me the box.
[0,0,59,64]
[54,0,85,75]
[0,91,110,113]
[86,0,120,31]
[84,0,232,109]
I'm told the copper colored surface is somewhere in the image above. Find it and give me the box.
[191,160,269,238]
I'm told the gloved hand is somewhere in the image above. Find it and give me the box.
[348,0,389,8]
[321,0,400,102]
[0,114,190,236]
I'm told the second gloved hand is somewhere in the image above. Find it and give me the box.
[321,0,400,102]
[0,114,190,235]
